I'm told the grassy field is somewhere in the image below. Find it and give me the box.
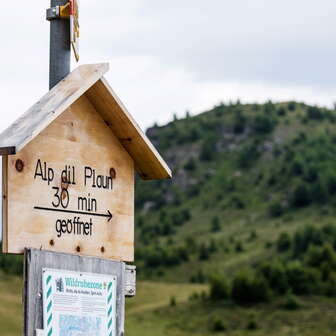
[0,274,23,336]
[127,288,336,336]
[1,274,336,335]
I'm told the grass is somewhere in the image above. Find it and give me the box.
[127,293,336,336]
[138,204,336,283]
[0,273,23,336]
[1,271,336,336]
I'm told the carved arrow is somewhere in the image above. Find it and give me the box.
[34,206,113,222]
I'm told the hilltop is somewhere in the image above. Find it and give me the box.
[135,101,336,282]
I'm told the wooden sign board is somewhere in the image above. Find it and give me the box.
[2,96,134,261]
[0,63,171,262]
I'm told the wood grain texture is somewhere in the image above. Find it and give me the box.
[3,95,134,261]
[86,78,172,180]
[24,248,126,336]
[0,63,109,154]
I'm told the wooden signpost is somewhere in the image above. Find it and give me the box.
[0,64,171,336]
[1,63,171,262]
[1,2,171,335]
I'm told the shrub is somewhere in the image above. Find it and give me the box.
[137,216,144,228]
[290,161,304,176]
[264,100,275,114]
[232,272,270,305]
[277,232,291,252]
[304,166,318,183]
[0,252,23,276]
[282,291,301,310]
[211,318,227,332]
[190,269,206,284]
[259,261,289,295]
[277,107,286,116]
[246,319,258,330]
[187,184,200,197]
[305,243,336,269]
[310,180,329,204]
[293,225,323,257]
[249,230,258,241]
[209,239,218,253]
[233,111,247,134]
[199,243,210,260]
[235,241,244,252]
[170,296,176,306]
[291,184,311,208]
[287,101,296,111]
[161,221,175,235]
[326,173,336,194]
[211,216,221,232]
[324,272,336,296]
[237,144,259,169]
[268,174,277,186]
[176,246,189,262]
[286,261,320,295]
[252,115,275,134]
[210,276,230,301]
[184,158,196,171]
[200,136,217,161]
[231,195,246,209]
[269,202,284,218]
[181,208,191,221]
[306,106,324,120]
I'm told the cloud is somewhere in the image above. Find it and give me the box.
[0,0,335,134]
[82,0,336,86]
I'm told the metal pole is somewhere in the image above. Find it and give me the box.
[49,0,71,89]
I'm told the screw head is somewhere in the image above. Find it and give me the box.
[49,239,54,246]
[61,189,68,200]
[101,246,105,253]
[110,168,116,179]
[76,246,81,252]
[61,175,69,190]
[15,159,24,172]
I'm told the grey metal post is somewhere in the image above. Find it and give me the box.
[49,0,71,89]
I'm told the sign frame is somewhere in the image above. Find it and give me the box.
[42,268,117,336]
[24,248,126,336]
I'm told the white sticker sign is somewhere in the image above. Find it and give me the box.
[42,269,117,336]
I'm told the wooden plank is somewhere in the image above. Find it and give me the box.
[0,147,15,155]
[24,248,126,336]
[5,95,134,261]
[0,63,109,154]
[86,78,172,180]
[2,156,8,252]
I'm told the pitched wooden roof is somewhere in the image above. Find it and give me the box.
[0,63,171,180]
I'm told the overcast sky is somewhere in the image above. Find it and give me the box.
[1,0,336,133]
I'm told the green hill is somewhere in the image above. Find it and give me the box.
[135,101,336,284]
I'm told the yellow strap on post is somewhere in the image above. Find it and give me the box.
[60,2,70,19]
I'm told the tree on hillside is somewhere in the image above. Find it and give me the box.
[252,115,275,134]
[200,136,217,161]
[211,216,221,232]
[291,184,311,208]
